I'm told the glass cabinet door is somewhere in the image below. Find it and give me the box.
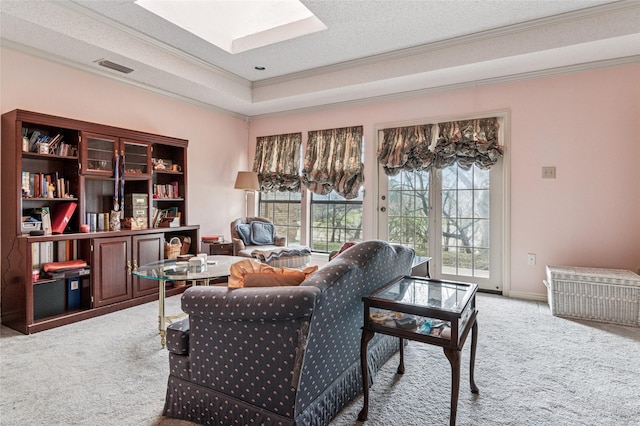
[123,139,151,177]
[81,132,116,176]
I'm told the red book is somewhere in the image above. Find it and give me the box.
[51,202,77,234]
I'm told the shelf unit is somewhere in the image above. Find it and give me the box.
[1,109,199,334]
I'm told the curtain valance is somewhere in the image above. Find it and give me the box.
[435,118,503,170]
[302,126,364,199]
[378,125,434,176]
[253,132,302,192]
[377,117,503,175]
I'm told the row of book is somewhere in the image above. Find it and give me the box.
[32,240,77,271]
[86,212,111,232]
[22,171,71,199]
[22,128,77,157]
[153,182,180,199]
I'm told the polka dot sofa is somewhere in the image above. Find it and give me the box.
[163,240,415,425]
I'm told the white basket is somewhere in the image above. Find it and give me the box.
[544,266,640,326]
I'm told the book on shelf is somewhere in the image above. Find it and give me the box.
[23,128,76,156]
[39,241,54,264]
[22,171,70,198]
[153,181,180,199]
[51,202,77,234]
[152,207,180,228]
[41,207,52,235]
[31,242,41,270]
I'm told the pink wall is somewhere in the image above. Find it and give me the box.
[2,45,638,298]
[249,64,640,298]
[1,47,251,242]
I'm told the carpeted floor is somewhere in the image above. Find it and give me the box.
[1,293,638,425]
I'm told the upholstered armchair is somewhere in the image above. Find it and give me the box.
[230,217,311,268]
[230,216,285,255]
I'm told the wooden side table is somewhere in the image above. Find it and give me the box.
[359,276,478,426]
[204,241,234,256]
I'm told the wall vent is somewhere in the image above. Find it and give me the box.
[96,59,134,74]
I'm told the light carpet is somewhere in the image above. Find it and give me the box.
[1,293,638,425]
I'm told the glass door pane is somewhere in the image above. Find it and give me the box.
[440,165,490,279]
[387,170,430,258]
[83,133,115,176]
[123,140,150,177]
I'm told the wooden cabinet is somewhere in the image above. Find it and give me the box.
[80,132,151,178]
[205,242,234,256]
[1,109,199,334]
[92,236,132,307]
[132,233,164,297]
[90,233,163,305]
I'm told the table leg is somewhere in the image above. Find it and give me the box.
[470,320,479,393]
[357,329,375,422]
[158,278,166,348]
[443,347,461,426]
[397,337,405,374]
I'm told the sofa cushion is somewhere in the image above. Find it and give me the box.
[250,221,275,245]
[236,223,251,246]
[228,259,317,288]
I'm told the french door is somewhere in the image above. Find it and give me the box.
[378,162,503,292]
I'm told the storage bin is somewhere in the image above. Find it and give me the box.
[544,266,640,326]
[34,279,65,320]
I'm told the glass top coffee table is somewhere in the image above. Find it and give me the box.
[359,275,479,426]
[133,255,246,348]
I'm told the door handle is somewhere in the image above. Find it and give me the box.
[380,207,386,212]
[127,260,132,275]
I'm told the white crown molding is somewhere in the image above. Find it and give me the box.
[248,55,640,120]
[0,38,251,121]
[253,0,640,88]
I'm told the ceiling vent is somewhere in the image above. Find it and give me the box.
[96,59,134,74]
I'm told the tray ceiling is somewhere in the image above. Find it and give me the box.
[1,0,639,117]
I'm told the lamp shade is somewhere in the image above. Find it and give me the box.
[234,171,260,191]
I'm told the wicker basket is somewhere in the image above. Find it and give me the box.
[164,237,182,260]
[545,266,640,326]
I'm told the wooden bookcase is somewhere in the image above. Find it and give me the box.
[1,109,199,334]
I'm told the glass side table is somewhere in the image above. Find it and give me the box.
[359,276,479,426]
[133,255,246,348]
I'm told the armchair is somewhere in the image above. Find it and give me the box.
[230,217,310,268]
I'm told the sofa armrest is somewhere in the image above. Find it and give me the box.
[166,317,189,355]
[182,285,320,321]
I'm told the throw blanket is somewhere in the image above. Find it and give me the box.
[251,247,311,264]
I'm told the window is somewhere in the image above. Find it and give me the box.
[377,117,504,291]
[259,191,302,245]
[310,189,363,253]
[387,169,430,258]
[382,163,501,290]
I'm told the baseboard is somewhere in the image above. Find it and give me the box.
[506,290,548,302]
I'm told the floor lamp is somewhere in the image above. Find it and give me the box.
[234,171,260,217]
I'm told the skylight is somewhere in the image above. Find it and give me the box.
[135,0,327,54]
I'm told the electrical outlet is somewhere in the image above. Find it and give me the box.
[527,253,536,266]
[542,166,556,179]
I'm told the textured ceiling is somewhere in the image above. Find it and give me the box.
[1,0,639,117]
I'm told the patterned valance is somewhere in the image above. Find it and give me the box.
[434,118,503,170]
[253,133,302,192]
[378,125,434,176]
[302,126,364,199]
[377,117,503,175]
